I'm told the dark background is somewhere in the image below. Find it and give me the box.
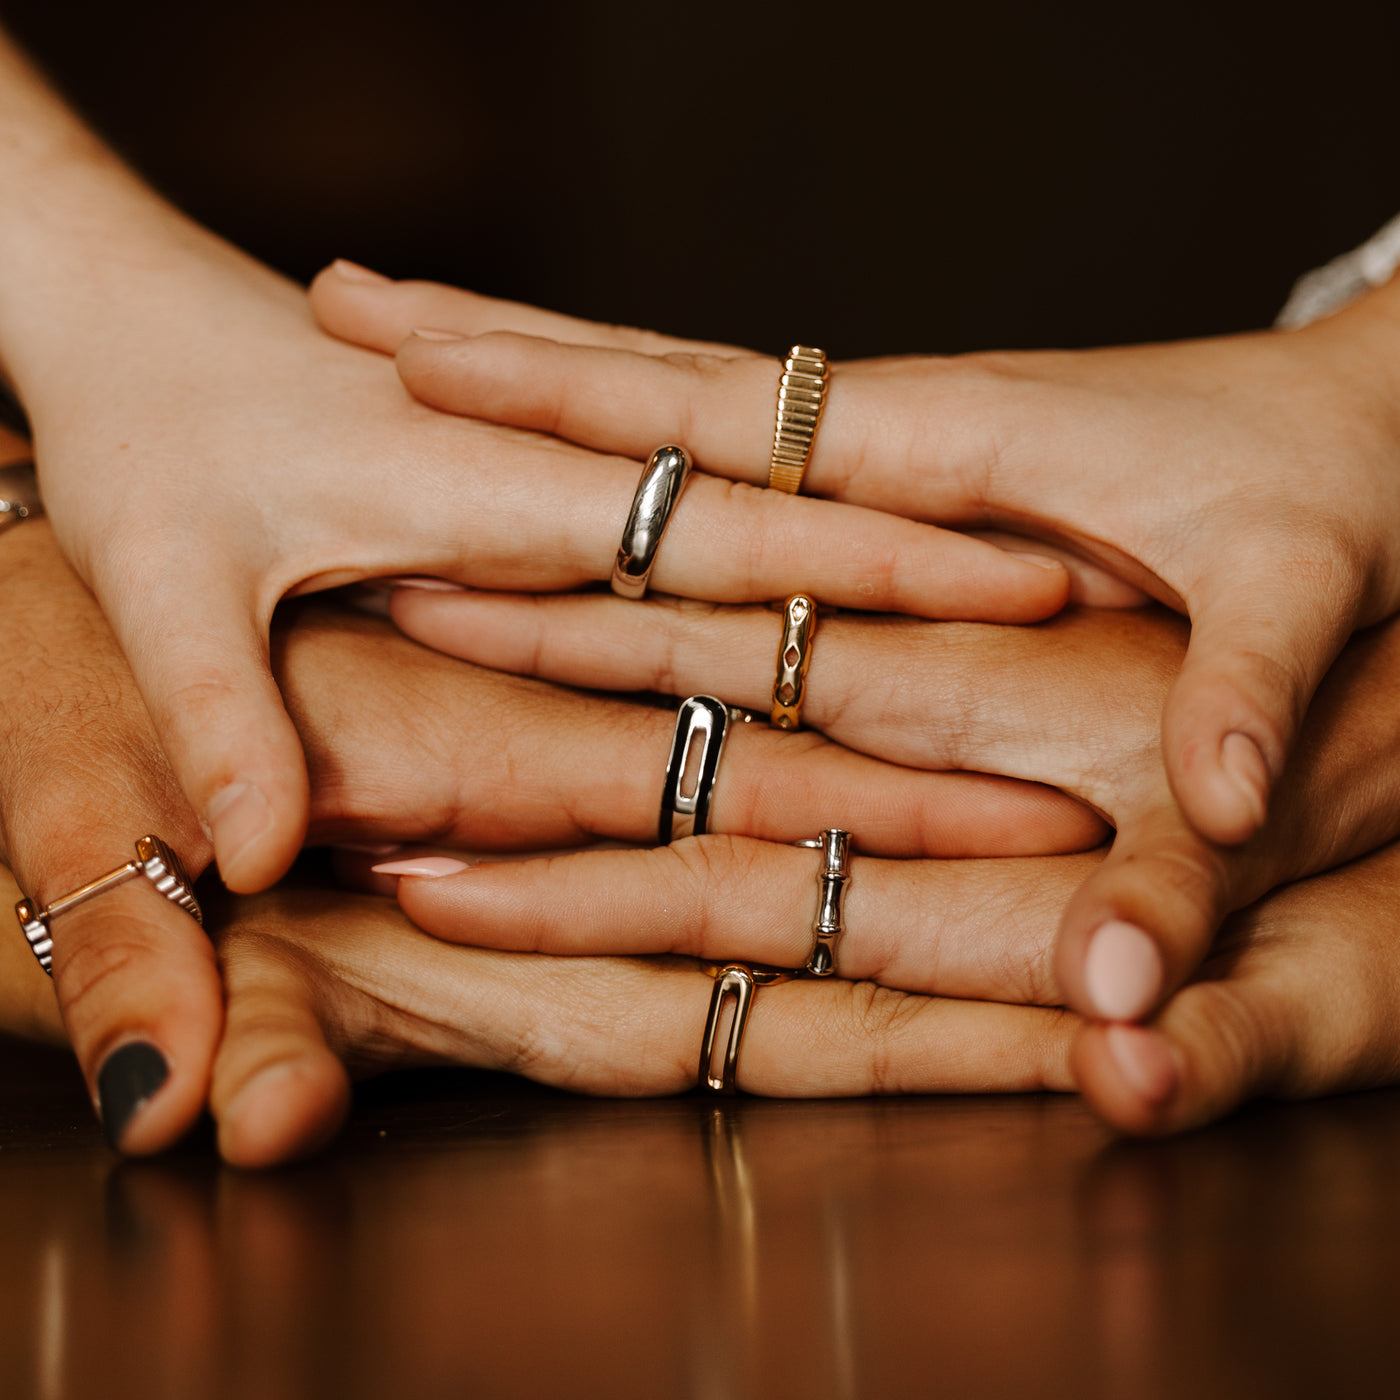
[2,0,1395,357]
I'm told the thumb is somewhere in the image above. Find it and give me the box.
[109,584,310,892]
[1163,568,1354,845]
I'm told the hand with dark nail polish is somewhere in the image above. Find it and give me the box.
[98,1043,169,1150]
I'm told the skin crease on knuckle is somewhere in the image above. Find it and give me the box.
[55,906,219,1062]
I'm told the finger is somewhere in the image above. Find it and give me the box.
[966,530,1152,610]
[389,329,918,516]
[349,414,1065,619]
[376,838,1100,1004]
[0,523,219,1154]
[1162,570,1354,845]
[308,260,745,358]
[210,922,352,1168]
[1072,842,1400,1134]
[393,330,773,481]
[47,884,220,1155]
[287,608,1102,857]
[1054,803,1232,1024]
[387,589,1169,784]
[102,570,311,891]
[314,922,1079,1098]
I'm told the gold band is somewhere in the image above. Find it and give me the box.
[767,346,828,493]
[698,961,794,1093]
[771,594,817,730]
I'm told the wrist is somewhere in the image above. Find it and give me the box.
[0,39,298,411]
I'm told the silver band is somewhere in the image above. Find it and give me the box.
[792,829,852,977]
[15,835,202,977]
[611,444,694,600]
[698,961,794,1094]
[659,697,754,843]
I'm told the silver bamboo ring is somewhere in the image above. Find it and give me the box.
[792,829,852,977]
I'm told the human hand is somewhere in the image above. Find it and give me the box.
[0,524,1097,1158]
[283,602,1104,860]
[3,229,1073,900]
[335,830,1400,1148]
[309,267,1400,850]
[370,592,1400,1022]
[201,881,1081,1166]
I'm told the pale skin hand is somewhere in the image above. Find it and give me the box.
[0,518,1096,1157]
[307,265,1400,853]
[0,35,1070,902]
[371,592,1400,1025]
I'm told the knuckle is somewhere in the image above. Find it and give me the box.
[1115,824,1232,942]
[832,980,924,1094]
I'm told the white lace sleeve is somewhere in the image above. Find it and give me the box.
[1276,211,1400,328]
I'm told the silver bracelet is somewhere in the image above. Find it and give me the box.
[0,459,42,534]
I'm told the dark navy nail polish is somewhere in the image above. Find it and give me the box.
[97,1043,169,1150]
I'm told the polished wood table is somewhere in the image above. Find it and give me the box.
[2,1034,1399,1398]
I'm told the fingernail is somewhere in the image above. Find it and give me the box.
[410,326,466,342]
[207,782,273,880]
[98,1042,169,1150]
[1221,731,1269,830]
[1083,920,1163,1021]
[383,575,468,592]
[1105,1024,1180,1105]
[372,856,473,878]
[1006,550,1064,571]
[334,842,403,856]
[332,258,390,284]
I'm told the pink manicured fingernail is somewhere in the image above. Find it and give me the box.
[332,258,390,284]
[383,576,468,592]
[1221,731,1269,830]
[1105,1024,1180,1105]
[410,326,466,342]
[335,842,403,856]
[1006,550,1064,571]
[372,857,473,878]
[1083,920,1163,1021]
[208,782,273,879]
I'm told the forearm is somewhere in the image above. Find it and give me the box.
[0,28,297,411]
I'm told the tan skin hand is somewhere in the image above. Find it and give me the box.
[0,518,1093,1158]
[14,838,1400,1162]
[375,590,1400,1027]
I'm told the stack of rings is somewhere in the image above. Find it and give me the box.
[616,355,843,1094]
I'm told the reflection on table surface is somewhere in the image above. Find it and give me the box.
[3,1036,1400,1399]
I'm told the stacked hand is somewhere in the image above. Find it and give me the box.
[7,19,1400,1160]
[309,266,1400,1034]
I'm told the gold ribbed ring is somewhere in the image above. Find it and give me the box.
[767,346,828,493]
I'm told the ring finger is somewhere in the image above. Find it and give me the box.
[364,837,1099,1005]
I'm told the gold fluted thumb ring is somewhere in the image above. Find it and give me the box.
[767,346,828,493]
